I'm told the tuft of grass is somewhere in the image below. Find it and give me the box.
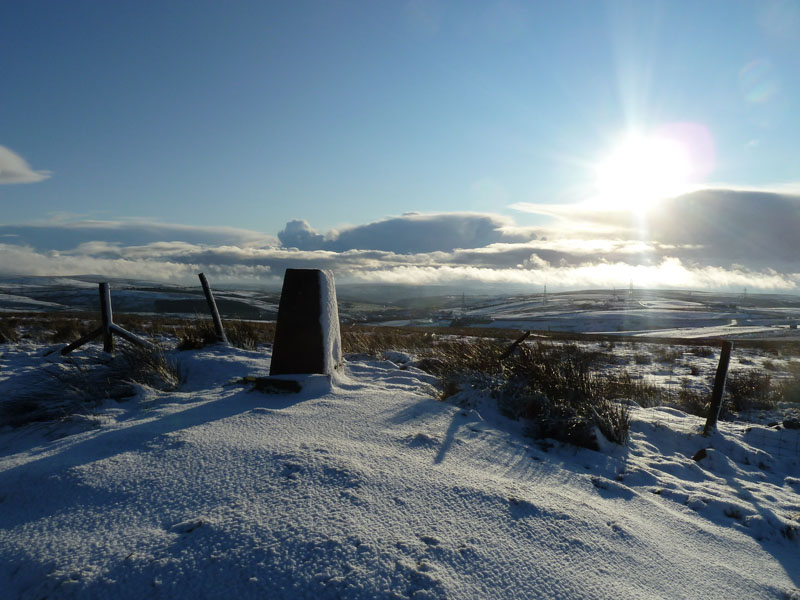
[426,338,505,377]
[175,320,219,350]
[0,318,20,343]
[225,320,275,350]
[777,376,800,404]
[420,339,631,449]
[674,381,709,417]
[108,343,183,391]
[725,370,778,412]
[633,353,653,365]
[48,320,90,343]
[653,346,683,364]
[175,319,275,351]
[689,346,716,358]
[1,344,182,428]
[341,326,438,357]
[601,372,666,408]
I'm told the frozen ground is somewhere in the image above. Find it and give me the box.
[5,278,800,340]
[0,341,798,599]
[0,276,279,319]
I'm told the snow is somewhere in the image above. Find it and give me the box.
[319,270,342,374]
[0,342,798,599]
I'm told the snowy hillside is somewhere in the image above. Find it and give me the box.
[1,344,799,599]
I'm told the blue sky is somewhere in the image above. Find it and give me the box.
[2,0,800,290]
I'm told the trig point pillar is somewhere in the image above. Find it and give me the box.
[269,269,342,376]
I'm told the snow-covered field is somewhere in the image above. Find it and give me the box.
[5,277,800,341]
[0,277,279,319]
[1,341,799,599]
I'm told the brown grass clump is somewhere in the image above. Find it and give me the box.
[415,339,631,449]
[674,382,709,417]
[777,376,800,404]
[341,325,440,356]
[724,370,778,412]
[120,314,274,350]
[47,319,90,343]
[1,344,182,428]
[174,319,275,350]
[0,317,20,343]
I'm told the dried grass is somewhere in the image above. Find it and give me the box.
[1,344,182,428]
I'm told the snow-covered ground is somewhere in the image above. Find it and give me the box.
[0,276,280,319]
[0,343,799,599]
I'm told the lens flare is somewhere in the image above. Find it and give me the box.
[594,133,691,210]
[591,123,715,212]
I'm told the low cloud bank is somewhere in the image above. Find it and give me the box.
[0,220,272,252]
[514,189,800,267]
[278,213,538,253]
[1,194,799,292]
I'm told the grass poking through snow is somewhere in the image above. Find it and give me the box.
[1,344,182,428]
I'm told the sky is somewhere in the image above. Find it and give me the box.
[2,0,800,291]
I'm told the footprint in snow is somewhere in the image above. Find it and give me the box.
[169,517,207,534]
[393,557,446,600]
[405,433,440,448]
[508,497,539,519]
[605,520,629,538]
[281,462,304,480]
[590,476,636,500]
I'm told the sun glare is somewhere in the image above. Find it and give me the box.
[594,133,691,210]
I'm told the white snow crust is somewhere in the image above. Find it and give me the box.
[0,344,798,599]
[318,270,342,373]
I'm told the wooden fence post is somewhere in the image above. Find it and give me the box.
[499,330,531,361]
[703,340,733,436]
[99,282,114,353]
[61,282,153,355]
[198,273,228,344]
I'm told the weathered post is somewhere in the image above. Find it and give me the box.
[703,340,733,436]
[99,282,114,353]
[269,269,342,376]
[499,330,531,361]
[61,282,153,355]
[198,273,229,344]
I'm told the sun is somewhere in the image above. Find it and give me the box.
[594,133,691,210]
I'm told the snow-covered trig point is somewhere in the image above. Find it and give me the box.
[269,269,342,376]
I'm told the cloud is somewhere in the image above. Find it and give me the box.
[278,212,538,253]
[513,188,800,269]
[0,220,274,252]
[0,146,51,184]
[277,219,326,250]
[1,241,795,293]
[1,193,799,293]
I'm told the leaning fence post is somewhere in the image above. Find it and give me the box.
[198,273,228,344]
[499,330,531,361]
[703,340,733,436]
[61,282,153,355]
[99,282,114,353]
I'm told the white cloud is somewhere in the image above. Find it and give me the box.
[1,194,799,293]
[0,146,51,184]
[278,212,538,253]
[0,220,274,251]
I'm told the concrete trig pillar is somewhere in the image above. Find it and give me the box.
[269,269,342,376]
